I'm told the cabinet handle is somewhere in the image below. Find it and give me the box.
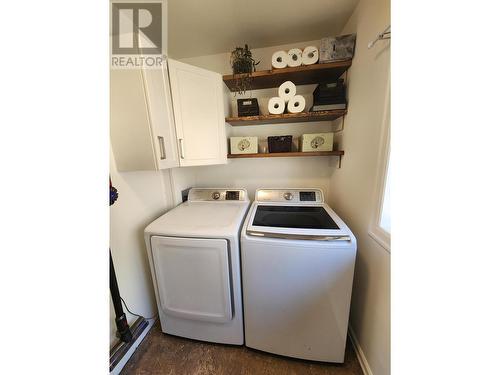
[179,138,185,159]
[158,136,166,160]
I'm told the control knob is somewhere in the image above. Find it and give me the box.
[283,192,293,201]
[212,192,221,200]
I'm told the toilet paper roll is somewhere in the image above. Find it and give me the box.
[271,50,288,69]
[287,95,306,113]
[278,81,296,103]
[302,46,319,65]
[287,48,303,67]
[268,97,286,114]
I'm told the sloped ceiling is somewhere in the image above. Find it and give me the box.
[168,0,359,58]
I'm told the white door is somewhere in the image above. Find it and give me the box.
[150,236,232,323]
[168,59,228,167]
[141,64,179,169]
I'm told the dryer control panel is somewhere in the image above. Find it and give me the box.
[255,189,324,203]
[188,188,248,202]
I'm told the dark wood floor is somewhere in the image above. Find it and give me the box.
[121,322,363,375]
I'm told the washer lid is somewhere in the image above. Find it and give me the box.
[246,202,352,241]
[252,205,339,230]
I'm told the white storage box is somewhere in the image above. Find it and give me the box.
[301,133,334,152]
[230,137,258,154]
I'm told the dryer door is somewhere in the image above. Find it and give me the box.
[150,236,232,323]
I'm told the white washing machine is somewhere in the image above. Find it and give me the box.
[241,188,357,362]
[144,188,249,345]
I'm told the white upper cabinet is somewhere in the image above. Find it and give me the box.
[111,59,228,171]
[110,64,179,171]
[168,58,228,167]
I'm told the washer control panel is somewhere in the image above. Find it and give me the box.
[256,189,323,203]
[188,188,247,202]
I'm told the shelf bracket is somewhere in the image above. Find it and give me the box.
[338,154,342,169]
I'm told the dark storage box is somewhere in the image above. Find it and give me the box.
[313,79,346,101]
[312,79,347,108]
[237,98,259,117]
[268,135,292,153]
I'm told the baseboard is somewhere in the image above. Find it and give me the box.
[348,325,374,375]
[110,318,156,375]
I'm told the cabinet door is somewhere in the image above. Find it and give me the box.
[142,65,179,169]
[110,69,157,171]
[168,59,227,167]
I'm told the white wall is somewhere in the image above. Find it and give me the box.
[174,41,344,199]
[327,0,390,374]
[169,166,197,205]
[109,147,174,346]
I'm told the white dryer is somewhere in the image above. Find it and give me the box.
[241,188,357,362]
[144,188,249,344]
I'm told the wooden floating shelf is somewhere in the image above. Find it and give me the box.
[223,60,352,91]
[226,109,346,126]
[228,151,344,159]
